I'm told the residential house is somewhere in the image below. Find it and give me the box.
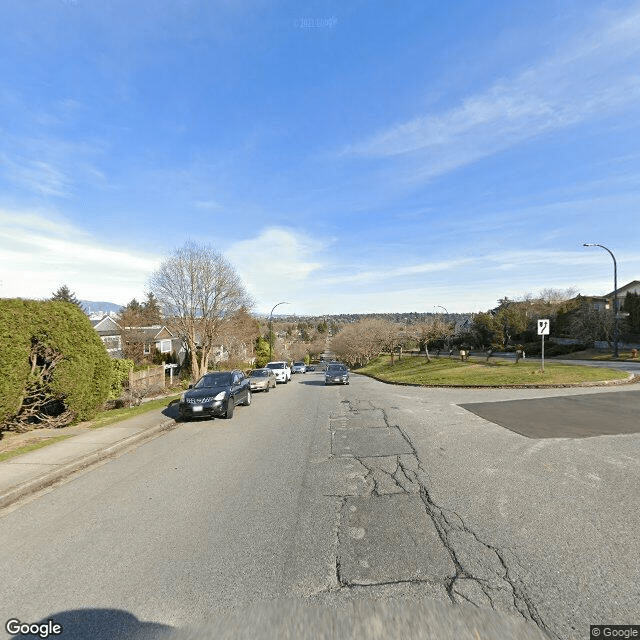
[92,317,185,362]
[582,279,640,311]
[91,316,123,358]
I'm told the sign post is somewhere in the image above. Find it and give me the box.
[538,319,550,372]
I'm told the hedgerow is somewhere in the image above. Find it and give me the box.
[0,299,111,432]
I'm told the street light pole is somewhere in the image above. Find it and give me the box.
[583,243,619,358]
[269,301,289,361]
[434,305,450,353]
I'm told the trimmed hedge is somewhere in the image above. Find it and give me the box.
[0,299,111,431]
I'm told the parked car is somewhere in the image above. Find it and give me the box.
[324,363,350,385]
[178,370,251,421]
[248,368,277,392]
[291,362,307,374]
[265,361,291,383]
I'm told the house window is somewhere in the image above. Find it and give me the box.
[160,340,171,353]
[143,344,151,355]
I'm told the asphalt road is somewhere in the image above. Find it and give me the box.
[1,372,638,640]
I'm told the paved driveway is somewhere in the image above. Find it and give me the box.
[460,388,640,438]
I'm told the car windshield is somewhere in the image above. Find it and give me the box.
[327,365,347,372]
[195,373,232,388]
[250,370,268,377]
[266,363,284,369]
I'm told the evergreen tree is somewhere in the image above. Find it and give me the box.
[51,284,84,311]
[143,292,162,325]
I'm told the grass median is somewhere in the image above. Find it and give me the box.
[356,355,630,387]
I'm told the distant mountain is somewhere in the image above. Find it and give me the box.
[81,300,123,316]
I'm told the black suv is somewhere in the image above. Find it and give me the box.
[178,370,251,421]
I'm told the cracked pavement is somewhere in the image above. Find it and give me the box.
[302,376,640,640]
[327,398,553,637]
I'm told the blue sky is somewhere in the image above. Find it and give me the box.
[1,0,639,315]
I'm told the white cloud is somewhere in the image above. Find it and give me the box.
[226,227,326,312]
[0,208,160,302]
[342,6,640,181]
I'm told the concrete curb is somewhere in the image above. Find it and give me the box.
[354,370,638,389]
[0,418,177,511]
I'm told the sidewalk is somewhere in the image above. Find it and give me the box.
[0,405,179,511]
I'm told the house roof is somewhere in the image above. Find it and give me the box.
[121,325,176,342]
[604,280,640,298]
[91,315,121,335]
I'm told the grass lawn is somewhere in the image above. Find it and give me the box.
[89,392,182,429]
[356,355,630,387]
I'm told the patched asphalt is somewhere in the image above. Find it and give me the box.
[460,388,640,438]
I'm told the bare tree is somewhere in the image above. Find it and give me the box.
[149,242,253,380]
[218,306,260,365]
[331,318,393,367]
[416,319,454,361]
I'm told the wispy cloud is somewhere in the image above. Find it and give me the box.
[319,257,476,286]
[0,133,107,198]
[341,6,640,182]
[1,154,71,197]
[0,208,159,301]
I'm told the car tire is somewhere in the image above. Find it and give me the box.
[224,398,234,419]
[244,390,251,406]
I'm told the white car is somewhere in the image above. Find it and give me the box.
[265,361,291,383]
[291,362,307,374]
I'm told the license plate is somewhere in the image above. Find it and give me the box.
[192,405,203,412]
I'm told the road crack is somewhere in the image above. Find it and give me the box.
[326,396,556,638]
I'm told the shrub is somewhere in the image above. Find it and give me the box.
[109,358,134,400]
[0,299,111,432]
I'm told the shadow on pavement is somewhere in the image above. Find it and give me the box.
[161,402,180,420]
[19,609,172,640]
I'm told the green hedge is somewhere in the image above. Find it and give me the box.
[0,299,111,430]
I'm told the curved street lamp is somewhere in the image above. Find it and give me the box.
[434,305,450,352]
[269,301,289,361]
[583,243,618,358]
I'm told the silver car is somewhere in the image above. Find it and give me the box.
[248,368,277,392]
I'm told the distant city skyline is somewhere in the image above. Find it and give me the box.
[1,1,639,315]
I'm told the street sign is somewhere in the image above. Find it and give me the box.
[538,319,550,336]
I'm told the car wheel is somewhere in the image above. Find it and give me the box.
[244,390,251,406]
[224,398,234,419]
